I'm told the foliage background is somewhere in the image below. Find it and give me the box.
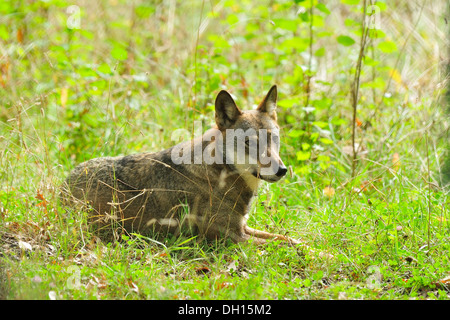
[0,0,449,300]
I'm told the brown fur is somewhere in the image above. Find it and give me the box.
[62,85,300,245]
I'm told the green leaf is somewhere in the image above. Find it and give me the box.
[303,278,312,287]
[310,132,320,142]
[363,55,380,66]
[80,29,94,40]
[331,118,346,126]
[288,129,305,138]
[318,155,331,162]
[97,63,113,75]
[0,25,9,40]
[298,12,310,22]
[296,150,311,161]
[377,40,398,53]
[111,46,128,61]
[226,14,239,25]
[302,142,310,151]
[375,2,387,11]
[312,270,324,281]
[341,0,360,4]
[314,47,325,57]
[272,18,298,32]
[208,35,231,48]
[280,37,309,52]
[337,35,355,46]
[316,3,330,15]
[319,138,334,145]
[368,28,386,39]
[135,5,155,18]
[278,98,299,109]
[312,121,328,128]
[312,15,325,27]
[344,18,359,27]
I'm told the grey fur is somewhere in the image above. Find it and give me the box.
[62,85,299,245]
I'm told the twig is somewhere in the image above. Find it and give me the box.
[351,0,369,178]
[192,0,205,114]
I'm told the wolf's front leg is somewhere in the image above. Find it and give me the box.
[203,223,268,245]
[244,225,301,245]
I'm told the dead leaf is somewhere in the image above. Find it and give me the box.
[89,275,108,290]
[195,266,211,276]
[128,280,139,294]
[438,276,450,285]
[217,282,234,290]
[35,191,48,212]
[35,191,45,201]
[323,186,335,197]
[17,28,24,43]
[338,292,347,300]
[60,87,68,108]
[0,60,10,87]
[48,291,57,300]
[18,240,32,251]
[392,153,401,172]
[241,77,248,99]
[226,260,238,274]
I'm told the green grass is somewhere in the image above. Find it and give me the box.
[0,0,449,300]
[1,183,449,300]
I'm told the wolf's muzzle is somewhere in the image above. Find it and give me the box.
[275,165,287,177]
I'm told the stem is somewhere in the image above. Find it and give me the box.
[425,132,431,254]
[303,0,314,137]
[193,0,205,107]
[351,0,369,178]
[304,0,314,108]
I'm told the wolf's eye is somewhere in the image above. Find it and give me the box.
[244,137,258,148]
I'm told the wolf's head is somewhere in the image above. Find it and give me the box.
[214,85,287,184]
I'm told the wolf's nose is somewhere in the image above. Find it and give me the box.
[275,165,288,177]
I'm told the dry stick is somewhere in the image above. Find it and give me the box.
[351,0,369,178]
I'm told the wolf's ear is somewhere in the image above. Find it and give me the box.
[215,90,242,129]
[257,85,277,119]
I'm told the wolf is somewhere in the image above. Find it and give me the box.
[63,85,300,245]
